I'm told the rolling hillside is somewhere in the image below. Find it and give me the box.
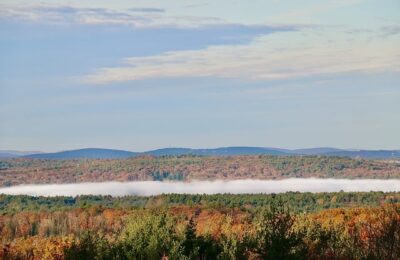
[1,155,400,186]
[1,147,397,159]
[146,147,289,156]
[24,148,137,159]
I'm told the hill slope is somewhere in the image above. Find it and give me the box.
[0,150,43,158]
[146,147,289,156]
[2,155,400,186]
[292,147,346,155]
[19,147,400,159]
[25,148,137,159]
[25,147,291,159]
[322,150,400,159]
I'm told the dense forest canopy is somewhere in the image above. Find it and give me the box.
[0,193,399,259]
[1,192,399,214]
[1,155,399,186]
[1,156,399,258]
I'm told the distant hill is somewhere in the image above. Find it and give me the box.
[0,152,18,158]
[145,148,195,156]
[2,155,400,186]
[322,150,400,159]
[24,147,290,159]
[13,147,400,159]
[146,147,289,156]
[292,147,347,155]
[141,147,400,159]
[198,147,289,156]
[0,150,43,158]
[25,148,137,159]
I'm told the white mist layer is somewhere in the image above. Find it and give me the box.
[0,179,399,197]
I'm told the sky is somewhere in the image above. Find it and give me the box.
[0,0,399,152]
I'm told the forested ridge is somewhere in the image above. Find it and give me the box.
[1,156,399,258]
[1,192,399,214]
[0,193,399,259]
[1,155,399,186]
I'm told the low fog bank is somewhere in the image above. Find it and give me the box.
[1,179,399,197]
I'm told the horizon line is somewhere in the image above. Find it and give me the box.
[2,146,400,154]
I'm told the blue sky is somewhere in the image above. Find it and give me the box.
[0,0,399,152]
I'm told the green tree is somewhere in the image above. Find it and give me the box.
[120,210,184,259]
[254,200,305,259]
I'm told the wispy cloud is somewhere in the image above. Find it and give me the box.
[0,4,222,28]
[267,0,363,23]
[380,25,400,38]
[83,28,400,84]
[184,3,209,8]
[0,5,152,26]
[129,8,165,13]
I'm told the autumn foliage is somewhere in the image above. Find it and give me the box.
[0,194,399,259]
[1,155,400,186]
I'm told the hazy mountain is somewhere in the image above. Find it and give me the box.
[292,147,347,155]
[0,150,43,158]
[23,147,291,159]
[25,148,137,159]
[15,147,400,159]
[322,150,400,159]
[146,147,289,156]
[196,147,289,156]
[0,152,18,158]
[145,148,195,156]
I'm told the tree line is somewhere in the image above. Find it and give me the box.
[0,196,399,259]
[1,191,399,214]
[1,155,400,186]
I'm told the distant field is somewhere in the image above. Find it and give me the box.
[0,155,399,186]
